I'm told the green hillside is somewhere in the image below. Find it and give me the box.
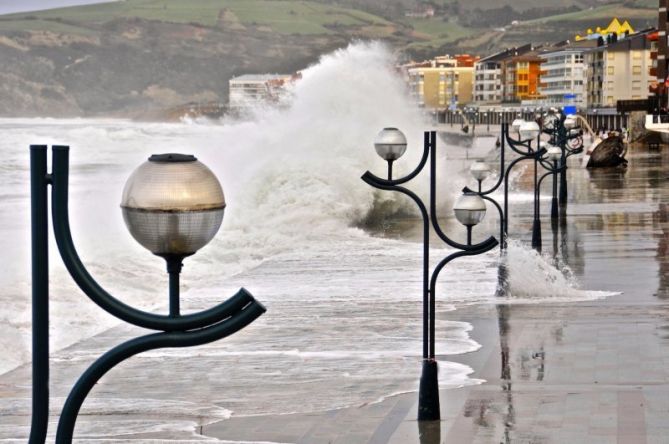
[3,0,393,35]
[0,0,658,117]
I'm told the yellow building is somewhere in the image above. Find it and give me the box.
[407,61,475,108]
[575,18,635,41]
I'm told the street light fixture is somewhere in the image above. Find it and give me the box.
[519,120,540,142]
[546,146,563,222]
[453,192,487,244]
[362,130,498,422]
[461,119,545,251]
[564,116,577,130]
[533,144,567,250]
[541,111,585,208]
[511,118,524,136]
[374,127,407,180]
[29,146,265,442]
[470,160,491,192]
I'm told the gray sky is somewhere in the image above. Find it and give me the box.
[0,0,116,15]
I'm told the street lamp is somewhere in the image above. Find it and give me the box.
[546,146,563,222]
[470,160,491,192]
[533,145,567,251]
[29,146,265,442]
[362,130,498,422]
[453,192,487,244]
[374,127,407,180]
[461,119,544,251]
[519,120,540,142]
[541,111,585,208]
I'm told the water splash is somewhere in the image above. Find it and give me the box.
[497,240,615,303]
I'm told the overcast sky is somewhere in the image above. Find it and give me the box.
[0,0,116,15]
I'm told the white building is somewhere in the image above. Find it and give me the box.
[539,41,595,109]
[228,74,297,112]
[585,31,654,109]
[474,54,504,104]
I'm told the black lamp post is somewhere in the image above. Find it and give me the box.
[546,146,563,221]
[534,145,567,252]
[29,146,265,442]
[517,120,543,251]
[542,112,584,208]
[461,121,545,251]
[362,129,498,421]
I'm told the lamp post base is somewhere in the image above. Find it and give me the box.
[418,359,440,421]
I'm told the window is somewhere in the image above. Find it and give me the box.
[607,66,614,75]
[633,51,642,60]
[632,81,641,90]
[633,66,642,75]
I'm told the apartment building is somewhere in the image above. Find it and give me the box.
[585,30,654,108]
[539,40,597,109]
[502,52,543,103]
[406,55,478,108]
[474,45,533,104]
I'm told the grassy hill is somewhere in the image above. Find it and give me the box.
[0,0,657,117]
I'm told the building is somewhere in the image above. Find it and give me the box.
[474,46,526,104]
[585,30,654,108]
[538,40,597,109]
[502,51,544,103]
[228,73,298,112]
[406,55,478,108]
[649,2,669,109]
[575,17,635,42]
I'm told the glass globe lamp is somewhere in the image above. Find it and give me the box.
[121,153,226,258]
[374,127,407,161]
[470,160,491,183]
[511,118,525,135]
[564,116,577,130]
[519,121,540,142]
[453,192,487,227]
[547,146,563,161]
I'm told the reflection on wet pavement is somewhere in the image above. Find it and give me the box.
[438,145,669,443]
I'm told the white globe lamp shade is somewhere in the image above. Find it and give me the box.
[453,193,487,227]
[374,127,408,161]
[121,154,226,257]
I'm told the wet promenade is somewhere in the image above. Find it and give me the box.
[205,145,669,443]
[1,143,668,443]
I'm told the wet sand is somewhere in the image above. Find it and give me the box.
[204,144,669,443]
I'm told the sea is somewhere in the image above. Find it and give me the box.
[0,42,613,439]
